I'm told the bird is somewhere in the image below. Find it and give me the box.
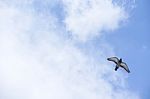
[107,57,130,73]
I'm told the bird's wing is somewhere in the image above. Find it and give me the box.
[107,57,119,64]
[120,62,130,73]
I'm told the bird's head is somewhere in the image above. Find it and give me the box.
[119,58,122,62]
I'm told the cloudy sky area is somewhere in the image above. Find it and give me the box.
[0,0,148,99]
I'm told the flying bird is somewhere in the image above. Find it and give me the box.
[107,57,130,73]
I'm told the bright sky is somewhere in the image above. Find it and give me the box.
[106,0,150,98]
[0,0,148,99]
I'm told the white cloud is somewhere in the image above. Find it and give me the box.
[63,0,128,42]
[0,0,139,99]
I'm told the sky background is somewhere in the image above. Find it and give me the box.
[0,0,149,99]
[106,0,150,98]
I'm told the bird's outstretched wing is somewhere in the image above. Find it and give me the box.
[107,57,119,64]
[120,62,130,73]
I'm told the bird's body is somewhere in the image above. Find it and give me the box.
[107,57,130,73]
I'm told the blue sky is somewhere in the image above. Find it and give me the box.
[0,0,148,99]
[105,0,150,98]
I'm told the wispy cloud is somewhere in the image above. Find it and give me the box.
[0,0,139,99]
[63,0,128,42]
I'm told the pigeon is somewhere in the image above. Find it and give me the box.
[107,57,130,73]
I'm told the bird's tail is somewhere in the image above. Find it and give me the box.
[115,66,119,71]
